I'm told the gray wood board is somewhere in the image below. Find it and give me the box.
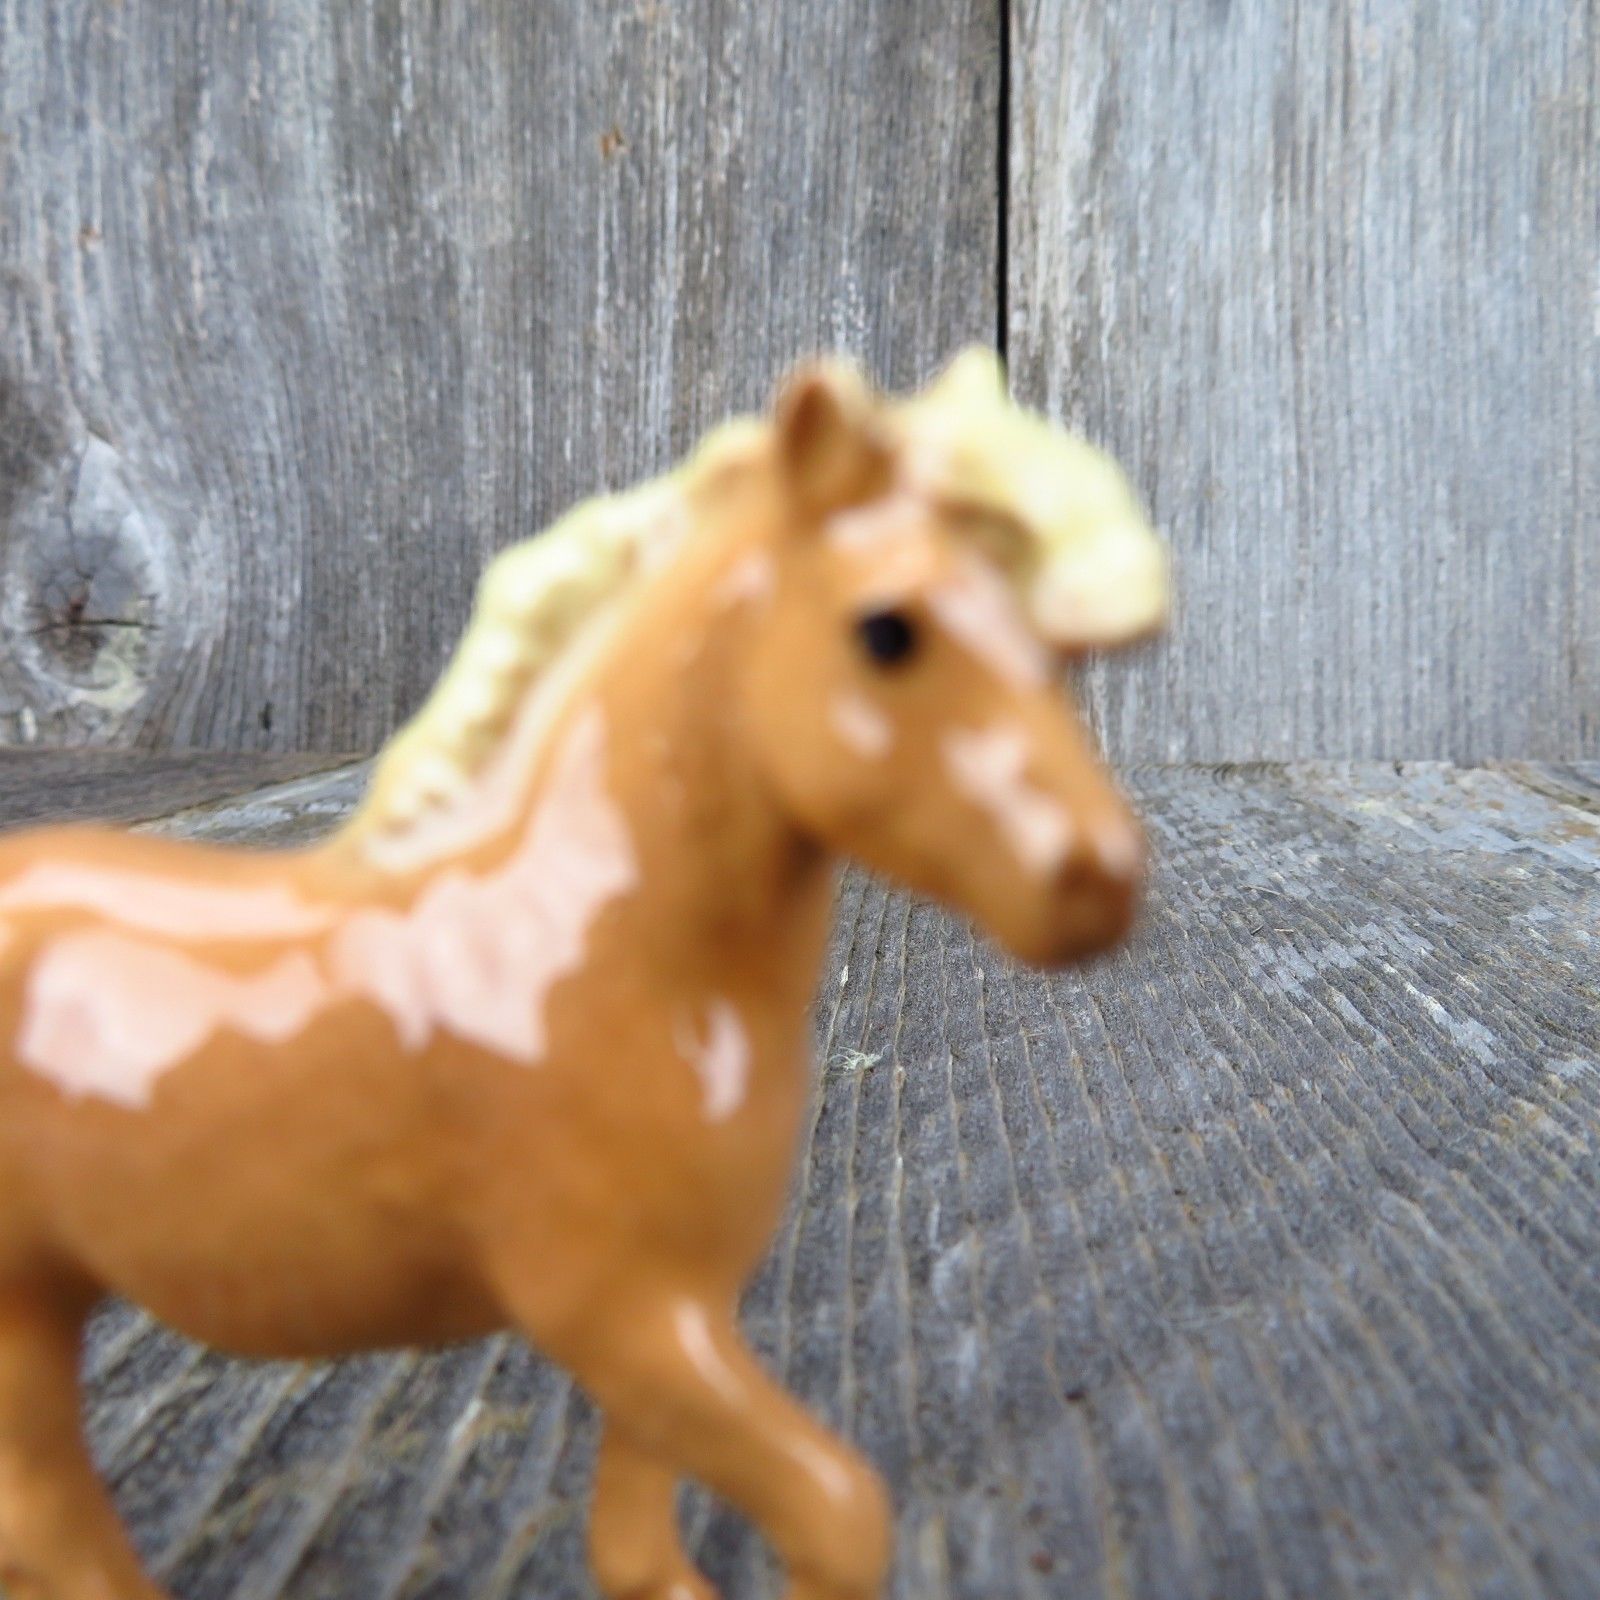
[0,0,997,751]
[0,752,354,831]
[17,754,1595,1599]
[1009,0,1600,762]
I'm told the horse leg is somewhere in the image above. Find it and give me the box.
[590,1419,715,1600]
[0,1291,166,1600]
[538,1290,890,1600]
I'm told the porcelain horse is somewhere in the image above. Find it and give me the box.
[0,349,1165,1600]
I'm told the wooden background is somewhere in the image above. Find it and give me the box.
[1,0,1595,761]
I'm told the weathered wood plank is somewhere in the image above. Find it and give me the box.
[1010,1,1600,761]
[0,752,354,831]
[0,0,997,751]
[14,754,1593,1599]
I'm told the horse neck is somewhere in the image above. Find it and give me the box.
[320,472,836,1007]
[589,505,836,981]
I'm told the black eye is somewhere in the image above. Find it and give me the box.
[856,609,918,667]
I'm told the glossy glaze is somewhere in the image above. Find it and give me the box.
[0,351,1165,1600]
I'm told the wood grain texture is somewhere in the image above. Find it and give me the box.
[0,0,997,750]
[1009,0,1600,761]
[26,754,1600,1599]
[0,752,354,831]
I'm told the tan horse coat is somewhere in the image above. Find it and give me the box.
[0,354,1164,1600]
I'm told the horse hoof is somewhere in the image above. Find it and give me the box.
[664,1581,717,1600]
[629,1573,717,1600]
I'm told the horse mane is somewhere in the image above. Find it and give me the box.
[890,349,1167,648]
[337,418,764,861]
[336,349,1165,868]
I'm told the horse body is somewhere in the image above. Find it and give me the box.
[0,351,1167,1600]
[0,518,825,1366]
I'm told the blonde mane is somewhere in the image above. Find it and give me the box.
[338,349,1166,867]
[888,349,1167,647]
[339,419,763,860]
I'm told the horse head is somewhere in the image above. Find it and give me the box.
[741,349,1167,966]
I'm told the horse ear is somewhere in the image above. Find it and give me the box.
[773,360,893,518]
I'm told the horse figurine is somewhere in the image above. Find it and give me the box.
[0,349,1165,1600]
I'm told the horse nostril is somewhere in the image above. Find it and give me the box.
[1051,835,1142,942]
[1045,866,1137,959]
[1089,819,1143,886]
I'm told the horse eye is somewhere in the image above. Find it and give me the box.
[855,609,918,667]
